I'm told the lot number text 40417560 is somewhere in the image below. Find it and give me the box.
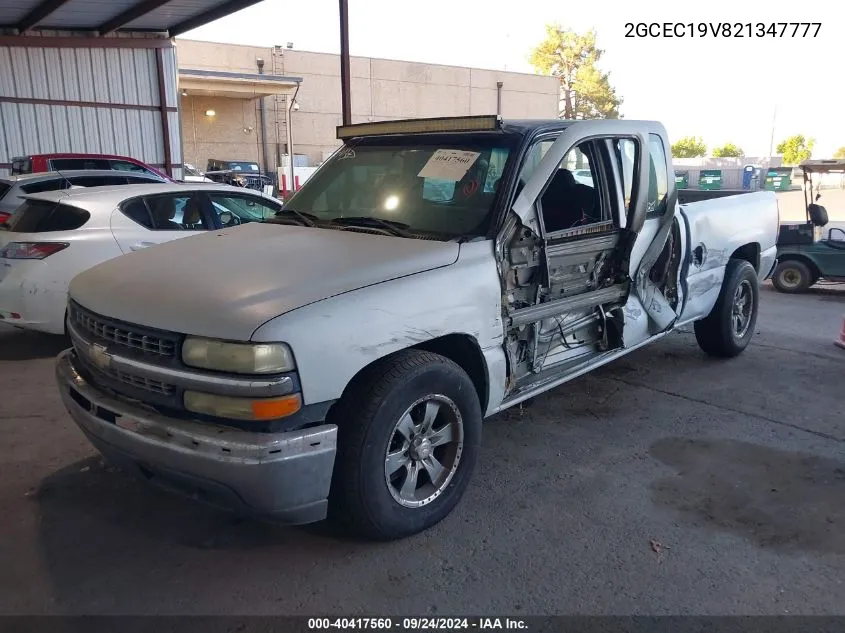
[625,22,821,38]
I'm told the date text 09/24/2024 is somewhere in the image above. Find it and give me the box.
[307,618,528,630]
[625,22,821,38]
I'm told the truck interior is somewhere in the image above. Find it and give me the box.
[500,133,681,397]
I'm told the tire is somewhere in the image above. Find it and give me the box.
[694,259,759,358]
[328,349,482,540]
[771,260,813,293]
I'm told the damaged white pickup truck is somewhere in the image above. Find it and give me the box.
[56,116,779,540]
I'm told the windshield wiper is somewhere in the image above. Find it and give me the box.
[330,216,411,237]
[271,208,317,227]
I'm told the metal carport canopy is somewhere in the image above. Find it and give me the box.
[0,0,263,36]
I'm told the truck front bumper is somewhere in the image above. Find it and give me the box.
[55,349,338,524]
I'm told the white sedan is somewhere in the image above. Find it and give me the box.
[0,183,282,335]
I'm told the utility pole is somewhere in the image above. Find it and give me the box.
[255,57,270,175]
[339,0,351,126]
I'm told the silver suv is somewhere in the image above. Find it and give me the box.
[0,170,167,223]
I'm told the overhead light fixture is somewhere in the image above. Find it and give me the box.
[181,89,188,96]
[205,109,216,117]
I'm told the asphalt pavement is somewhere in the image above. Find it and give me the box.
[0,284,843,615]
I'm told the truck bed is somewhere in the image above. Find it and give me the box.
[677,189,756,205]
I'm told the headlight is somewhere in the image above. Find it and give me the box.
[185,391,302,421]
[182,338,295,374]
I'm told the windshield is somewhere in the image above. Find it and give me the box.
[227,162,260,172]
[10,158,32,175]
[284,138,512,239]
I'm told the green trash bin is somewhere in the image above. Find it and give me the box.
[764,167,792,191]
[699,169,722,190]
[674,170,690,189]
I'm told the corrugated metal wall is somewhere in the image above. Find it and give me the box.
[0,42,182,179]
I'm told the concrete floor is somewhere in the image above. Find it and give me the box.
[0,283,844,616]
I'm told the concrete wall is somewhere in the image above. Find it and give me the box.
[175,39,560,169]
[672,157,783,168]
[180,94,263,170]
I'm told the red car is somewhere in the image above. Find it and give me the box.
[10,153,171,181]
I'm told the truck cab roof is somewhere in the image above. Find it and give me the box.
[335,115,664,144]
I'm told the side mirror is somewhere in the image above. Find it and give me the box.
[219,212,233,225]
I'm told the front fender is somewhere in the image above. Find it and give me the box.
[250,241,505,407]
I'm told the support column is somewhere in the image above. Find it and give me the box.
[339,0,351,126]
[155,48,173,177]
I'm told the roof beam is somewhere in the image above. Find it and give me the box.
[168,0,263,37]
[97,0,173,35]
[17,0,73,32]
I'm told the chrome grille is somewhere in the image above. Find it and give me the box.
[69,302,177,358]
[242,175,270,191]
[103,367,175,396]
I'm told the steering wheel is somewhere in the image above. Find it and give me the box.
[219,211,241,228]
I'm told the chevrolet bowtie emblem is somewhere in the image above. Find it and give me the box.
[87,343,111,370]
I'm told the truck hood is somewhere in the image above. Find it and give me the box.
[69,223,460,341]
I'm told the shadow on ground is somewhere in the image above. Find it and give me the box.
[34,456,359,551]
[0,329,69,361]
[650,437,845,555]
[30,457,403,610]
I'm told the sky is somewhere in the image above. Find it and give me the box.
[183,0,844,158]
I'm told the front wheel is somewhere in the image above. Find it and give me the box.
[694,259,759,358]
[771,260,814,293]
[329,350,482,540]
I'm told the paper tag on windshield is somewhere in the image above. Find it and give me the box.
[417,150,481,181]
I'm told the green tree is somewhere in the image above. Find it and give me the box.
[776,134,815,165]
[833,146,845,159]
[712,143,744,158]
[671,136,707,158]
[529,24,622,120]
